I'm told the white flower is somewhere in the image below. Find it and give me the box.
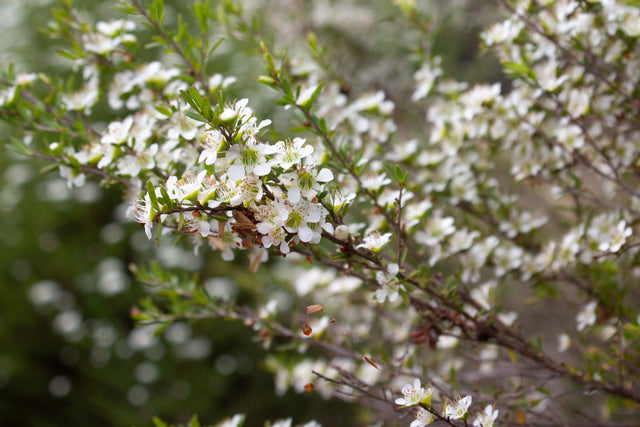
[470,281,496,311]
[587,214,632,254]
[167,102,201,141]
[183,212,212,237]
[198,129,225,165]
[472,404,499,427]
[101,116,134,145]
[166,170,207,202]
[215,414,245,427]
[356,231,392,252]
[133,194,155,239]
[497,311,518,327]
[492,245,524,277]
[207,223,242,261]
[269,419,292,427]
[481,18,523,45]
[448,228,479,253]
[351,90,394,115]
[554,120,584,150]
[410,407,434,427]
[576,301,597,331]
[557,333,571,352]
[412,58,442,102]
[59,165,86,189]
[459,83,500,120]
[296,83,321,108]
[96,19,135,37]
[416,216,456,246]
[605,220,632,253]
[536,58,569,92]
[361,172,392,191]
[15,73,37,86]
[444,395,472,420]
[255,200,290,253]
[375,263,402,304]
[208,73,237,90]
[82,20,136,55]
[395,378,433,407]
[211,178,244,207]
[281,161,333,203]
[566,88,590,117]
[226,142,278,181]
[83,32,121,55]
[62,78,99,114]
[116,149,156,177]
[273,138,315,170]
[283,200,324,244]
[220,98,251,123]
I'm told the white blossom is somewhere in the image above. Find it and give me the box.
[444,395,472,420]
[576,301,597,332]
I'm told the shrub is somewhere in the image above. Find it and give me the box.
[2,0,640,425]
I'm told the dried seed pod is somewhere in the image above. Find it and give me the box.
[302,323,313,336]
[306,304,325,314]
[363,355,380,371]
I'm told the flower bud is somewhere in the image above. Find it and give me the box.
[335,225,350,240]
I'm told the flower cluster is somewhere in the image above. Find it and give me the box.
[130,98,336,262]
[394,378,486,426]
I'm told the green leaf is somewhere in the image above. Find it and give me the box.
[181,89,200,112]
[159,186,173,209]
[187,414,201,427]
[152,417,169,427]
[257,75,277,86]
[56,49,80,61]
[622,323,640,341]
[318,117,328,134]
[153,322,171,336]
[207,37,225,57]
[193,1,210,32]
[305,82,324,108]
[144,40,168,50]
[528,336,543,354]
[261,41,276,76]
[307,31,318,51]
[184,110,208,123]
[39,163,60,175]
[201,96,213,121]
[150,0,165,24]
[146,181,160,212]
[5,137,33,156]
[188,86,203,106]
[290,126,310,133]
[155,220,163,246]
[502,61,535,82]
[175,17,189,45]
[66,155,82,171]
[155,105,173,117]
[394,165,407,185]
[279,72,292,96]
[114,2,138,14]
[177,212,185,231]
[190,45,202,64]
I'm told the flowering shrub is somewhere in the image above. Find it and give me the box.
[3,0,640,425]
